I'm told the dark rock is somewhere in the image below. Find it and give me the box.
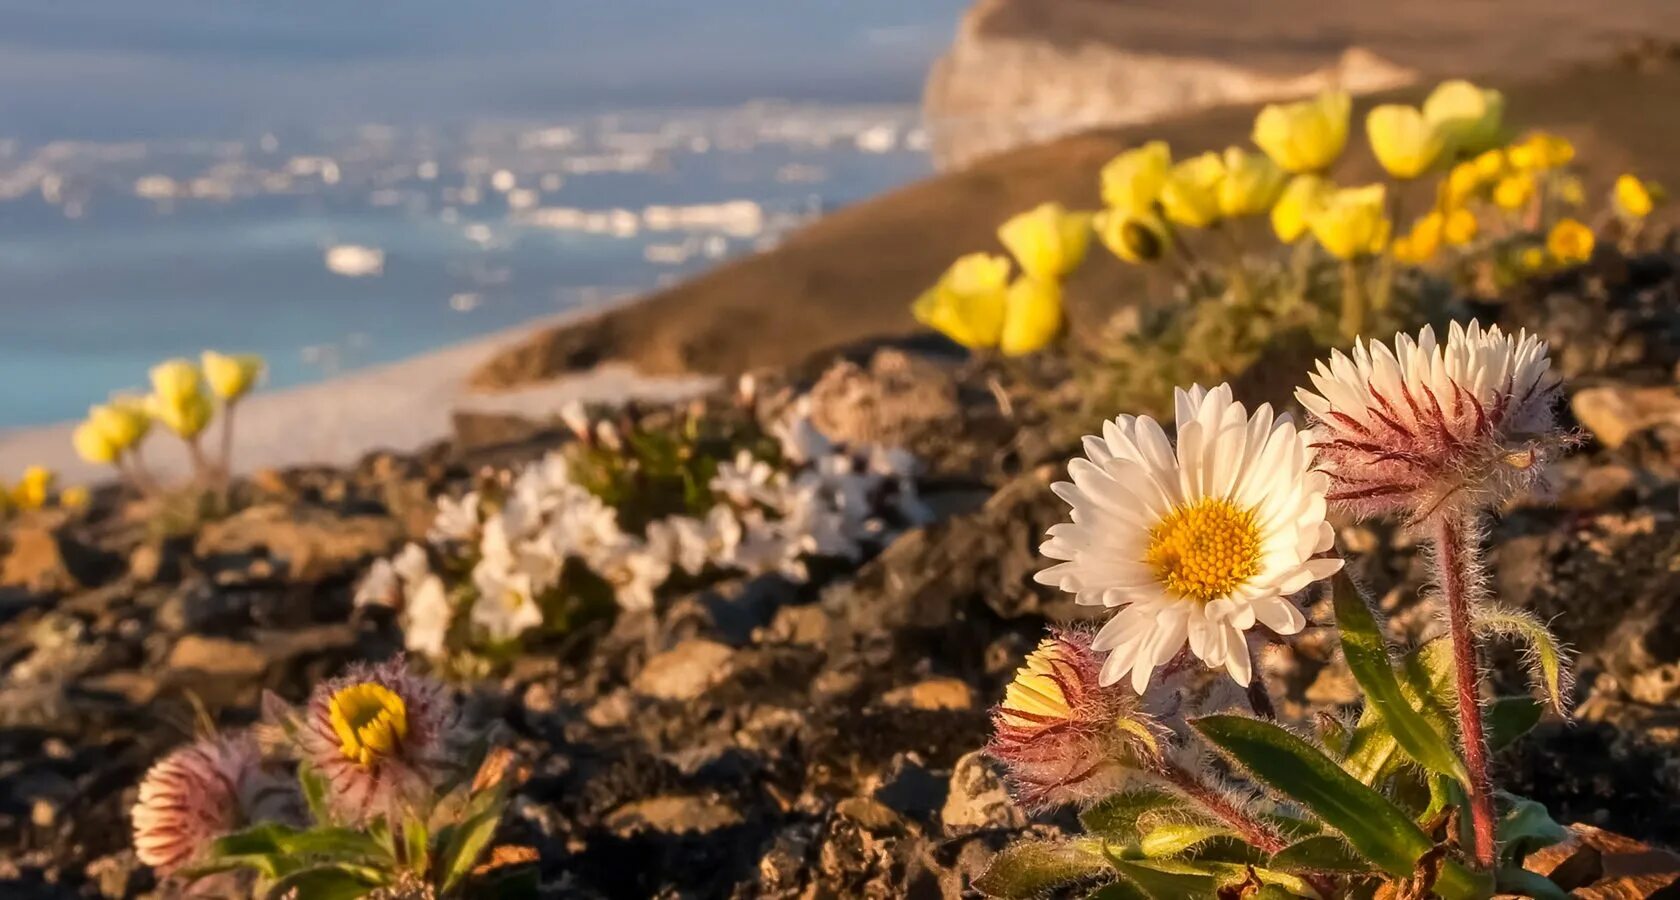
[194,503,401,583]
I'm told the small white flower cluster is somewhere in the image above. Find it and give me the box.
[355,399,932,659]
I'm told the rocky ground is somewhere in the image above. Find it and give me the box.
[8,253,1680,898]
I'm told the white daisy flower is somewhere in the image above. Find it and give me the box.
[710,450,782,508]
[469,557,544,642]
[1296,320,1561,522]
[429,491,482,544]
[403,574,453,658]
[1036,384,1342,692]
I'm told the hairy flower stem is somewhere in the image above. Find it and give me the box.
[1339,257,1366,342]
[1157,761,1285,855]
[218,401,238,484]
[1433,514,1497,869]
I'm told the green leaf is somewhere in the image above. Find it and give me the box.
[1081,789,1181,839]
[1084,882,1149,900]
[439,785,513,891]
[1108,860,1218,898]
[1137,823,1234,858]
[1496,794,1569,867]
[1495,867,1569,900]
[1341,639,1456,784]
[1472,607,1573,715]
[402,813,431,875]
[1332,574,1470,786]
[1270,836,1370,874]
[273,827,388,863]
[298,763,332,825]
[973,839,1110,899]
[211,822,297,856]
[261,865,383,900]
[1191,715,1487,900]
[1487,696,1543,752]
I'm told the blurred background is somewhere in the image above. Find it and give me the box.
[0,0,967,428]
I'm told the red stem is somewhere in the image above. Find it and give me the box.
[1158,761,1285,855]
[1434,515,1497,869]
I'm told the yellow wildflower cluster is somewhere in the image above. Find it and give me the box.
[912,202,1089,355]
[914,77,1663,359]
[71,350,265,493]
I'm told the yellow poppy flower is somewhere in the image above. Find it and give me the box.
[1517,246,1548,273]
[89,397,151,452]
[1442,208,1479,246]
[148,390,214,440]
[1422,80,1504,156]
[1546,218,1594,264]
[1158,152,1225,229]
[1099,141,1172,211]
[1217,147,1286,218]
[1307,184,1390,260]
[1473,148,1508,181]
[1366,104,1450,180]
[1094,208,1166,264]
[1508,132,1574,171]
[999,277,1064,357]
[1393,213,1443,264]
[1614,174,1660,219]
[59,486,90,511]
[1493,172,1535,211]
[11,466,54,511]
[1252,90,1351,174]
[911,253,1010,350]
[1270,174,1333,243]
[201,351,265,402]
[1443,162,1484,208]
[73,421,120,465]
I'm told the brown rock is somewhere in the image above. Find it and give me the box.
[165,635,268,679]
[606,795,743,836]
[1571,385,1680,449]
[194,503,401,582]
[882,677,977,712]
[1,526,80,594]
[632,638,735,701]
[941,750,1025,834]
[836,797,905,835]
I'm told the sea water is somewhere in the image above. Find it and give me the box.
[0,105,933,428]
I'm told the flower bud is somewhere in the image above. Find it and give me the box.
[988,629,1162,809]
[201,351,265,401]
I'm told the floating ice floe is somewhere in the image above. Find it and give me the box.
[324,244,385,278]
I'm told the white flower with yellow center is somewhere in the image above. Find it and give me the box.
[1036,384,1342,691]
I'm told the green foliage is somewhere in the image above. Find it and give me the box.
[1332,574,1469,786]
[1472,607,1574,715]
[564,404,778,533]
[1192,715,1487,900]
[1074,248,1447,421]
[184,750,527,899]
[972,839,1111,898]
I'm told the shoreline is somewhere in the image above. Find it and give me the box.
[0,304,718,486]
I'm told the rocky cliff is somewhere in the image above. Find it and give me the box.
[923,0,1680,170]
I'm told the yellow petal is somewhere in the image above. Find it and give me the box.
[997,203,1091,281]
[1252,90,1350,174]
[1422,80,1505,156]
[1217,146,1286,218]
[201,351,265,401]
[999,277,1063,357]
[1099,141,1172,210]
[1366,104,1450,180]
[1271,174,1332,244]
[73,421,120,465]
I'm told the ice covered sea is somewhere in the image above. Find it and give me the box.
[0,105,932,428]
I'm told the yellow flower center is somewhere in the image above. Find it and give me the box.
[328,682,409,767]
[1000,640,1073,729]
[1145,498,1263,603]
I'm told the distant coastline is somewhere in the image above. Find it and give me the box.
[0,302,718,486]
